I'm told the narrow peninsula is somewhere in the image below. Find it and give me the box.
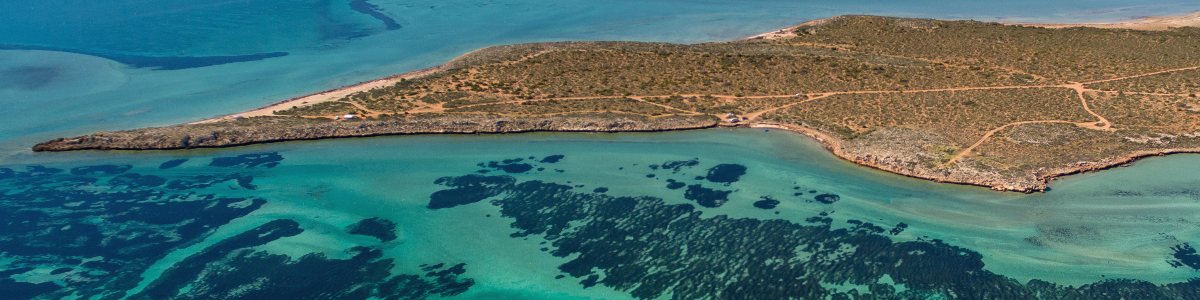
[36,14,1200,192]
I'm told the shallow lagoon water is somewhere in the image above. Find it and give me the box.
[6,129,1200,298]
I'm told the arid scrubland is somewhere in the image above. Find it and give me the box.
[790,16,1200,82]
[37,15,1200,191]
[1086,68,1200,95]
[762,88,1094,145]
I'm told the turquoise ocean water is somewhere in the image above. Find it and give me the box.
[3,0,1200,299]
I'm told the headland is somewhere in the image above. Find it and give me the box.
[35,13,1200,192]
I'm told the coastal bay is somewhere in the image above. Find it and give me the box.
[7,2,1200,299]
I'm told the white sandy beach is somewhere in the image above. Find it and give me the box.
[1009,11,1200,30]
[192,66,442,124]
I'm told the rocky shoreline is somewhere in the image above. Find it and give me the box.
[33,113,719,152]
[752,123,1200,193]
[747,124,1042,192]
[33,113,1200,193]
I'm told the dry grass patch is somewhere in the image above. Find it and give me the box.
[790,16,1200,82]
[274,101,360,116]
[643,95,806,114]
[1086,68,1200,95]
[762,88,1094,145]
[1087,92,1200,133]
[970,122,1200,175]
[467,50,1039,99]
[445,98,685,116]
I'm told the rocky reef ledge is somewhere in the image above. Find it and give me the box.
[32,113,719,151]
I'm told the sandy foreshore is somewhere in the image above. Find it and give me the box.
[740,17,838,41]
[1007,11,1200,30]
[192,66,443,124]
[742,11,1200,43]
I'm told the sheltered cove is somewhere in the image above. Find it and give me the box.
[35,14,1200,192]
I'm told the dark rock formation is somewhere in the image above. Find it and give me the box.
[34,113,719,151]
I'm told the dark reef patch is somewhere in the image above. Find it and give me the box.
[593,187,609,193]
[0,164,269,299]
[0,267,34,278]
[108,173,168,188]
[425,172,1200,300]
[24,165,63,176]
[806,216,834,225]
[347,217,399,242]
[70,164,132,176]
[428,175,516,209]
[659,159,700,173]
[158,159,188,169]
[166,173,256,190]
[753,196,780,209]
[1169,243,1200,270]
[422,263,445,271]
[209,152,283,168]
[0,66,58,90]
[0,279,61,300]
[846,219,886,234]
[134,218,472,300]
[1151,188,1200,200]
[540,155,565,163]
[704,164,746,183]
[497,163,533,173]
[666,182,686,190]
[890,222,909,235]
[484,159,534,173]
[815,193,841,204]
[349,0,402,30]
[683,184,732,208]
[0,43,288,70]
[133,219,304,299]
[1110,190,1145,197]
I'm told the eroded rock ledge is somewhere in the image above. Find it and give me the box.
[761,123,1200,193]
[33,113,719,151]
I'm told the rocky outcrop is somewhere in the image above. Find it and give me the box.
[835,127,1047,192]
[33,113,719,151]
[757,123,1200,193]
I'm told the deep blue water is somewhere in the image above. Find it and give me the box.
[3,0,1200,299]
